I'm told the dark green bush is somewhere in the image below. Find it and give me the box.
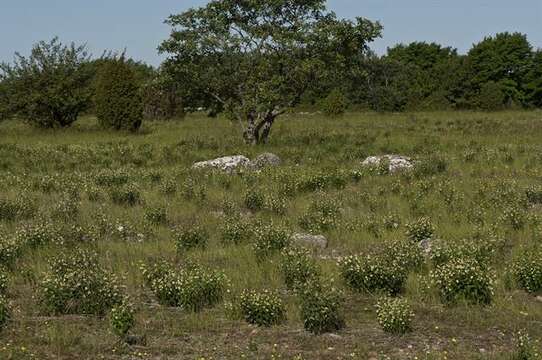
[0,37,93,128]
[320,89,348,116]
[238,289,285,327]
[299,282,344,334]
[95,57,143,131]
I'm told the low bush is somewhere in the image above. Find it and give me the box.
[110,301,135,337]
[40,250,124,315]
[252,223,291,259]
[338,254,408,295]
[511,248,542,293]
[0,236,23,267]
[431,257,494,305]
[239,289,286,327]
[244,188,265,211]
[405,217,434,242]
[299,197,341,233]
[144,205,168,225]
[141,261,226,312]
[0,295,9,330]
[299,282,344,334]
[173,225,208,251]
[221,217,253,245]
[376,297,413,334]
[109,185,142,206]
[320,89,348,117]
[280,247,320,291]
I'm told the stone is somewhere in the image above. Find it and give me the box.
[293,233,328,249]
[362,155,413,173]
[192,155,251,173]
[249,153,281,169]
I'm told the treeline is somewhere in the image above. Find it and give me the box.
[0,32,541,130]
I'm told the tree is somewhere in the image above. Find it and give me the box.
[94,56,143,131]
[387,42,457,71]
[160,0,382,144]
[466,32,533,107]
[525,50,542,107]
[0,37,93,128]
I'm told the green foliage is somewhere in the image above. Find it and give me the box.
[376,297,413,334]
[109,185,142,206]
[141,261,226,311]
[141,71,184,120]
[280,247,320,291]
[160,0,382,143]
[0,197,35,222]
[476,81,506,110]
[0,236,23,267]
[238,289,285,327]
[244,188,265,211]
[94,57,143,131]
[0,268,8,295]
[221,217,253,245]
[40,250,124,315]
[511,248,542,293]
[299,196,341,233]
[511,330,541,360]
[405,217,434,242]
[0,295,9,330]
[431,258,494,305]
[338,254,408,295]
[299,282,344,334]
[110,301,135,337]
[252,223,291,259]
[173,225,208,251]
[144,205,168,225]
[320,89,348,116]
[0,37,92,128]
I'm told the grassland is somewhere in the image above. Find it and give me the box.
[0,111,541,359]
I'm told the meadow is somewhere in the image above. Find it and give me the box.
[0,111,541,359]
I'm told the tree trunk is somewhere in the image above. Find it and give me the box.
[243,111,277,145]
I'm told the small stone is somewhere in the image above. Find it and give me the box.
[124,334,146,346]
[293,233,328,249]
[249,153,281,169]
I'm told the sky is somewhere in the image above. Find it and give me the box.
[1,0,541,66]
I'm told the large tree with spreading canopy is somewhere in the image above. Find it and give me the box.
[160,0,382,144]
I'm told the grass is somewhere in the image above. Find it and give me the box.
[0,110,541,359]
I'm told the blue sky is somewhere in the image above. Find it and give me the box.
[1,0,540,66]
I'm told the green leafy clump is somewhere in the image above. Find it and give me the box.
[405,217,434,242]
[376,297,414,334]
[0,236,23,267]
[173,225,208,251]
[243,188,265,211]
[94,56,143,131]
[320,89,348,117]
[0,268,7,294]
[144,205,168,225]
[512,330,540,360]
[110,301,135,337]
[525,185,542,205]
[252,223,291,259]
[299,282,344,334]
[0,197,35,222]
[109,185,142,206]
[431,257,494,305]
[511,248,542,293]
[40,250,124,315]
[299,197,341,233]
[0,295,9,330]
[221,217,253,245]
[280,247,320,291]
[14,221,61,248]
[238,289,286,327]
[140,261,226,312]
[0,37,93,128]
[338,254,408,295]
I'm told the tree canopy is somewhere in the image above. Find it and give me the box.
[160,0,382,144]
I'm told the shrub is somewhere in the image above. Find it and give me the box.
[429,238,498,268]
[525,185,542,205]
[299,282,344,334]
[320,89,348,116]
[476,81,505,111]
[512,330,540,360]
[110,301,135,337]
[141,261,226,311]
[381,239,424,272]
[144,205,168,225]
[221,217,253,245]
[0,37,92,128]
[299,197,341,233]
[94,56,143,131]
[52,195,80,221]
[109,185,142,206]
[239,289,285,327]
[244,188,265,211]
[0,295,9,330]
[405,217,434,242]
[511,248,542,293]
[0,197,35,222]
[500,204,526,230]
[338,254,408,295]
[14,221,61,248]
[0,268,7,294]
[173,225,208,251]
[0,236,23,267]
[375,297,413,334]
[412,155,448,177]
[252,223,291,259]
[280,247,320,291]
[40,250,124,315]
[431,258,494,305]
